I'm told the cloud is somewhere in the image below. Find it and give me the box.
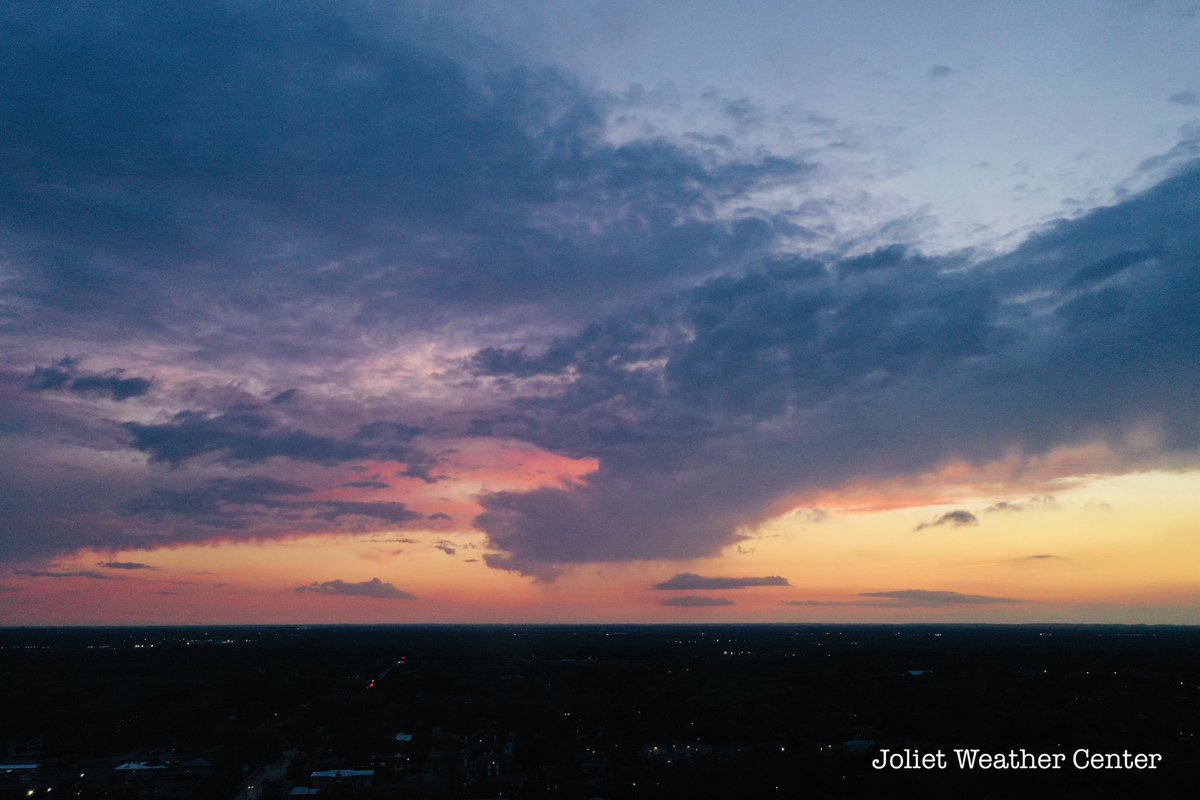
[662,596,735,607]
[788,589,1019,607]
[295,577,415,600]
[14,569,112,580]
[434,540,457,556]
[0,1,803,362]
[1,1,1198,576]
[99,561,157,570]
[0,585,17,593]
[985,495,1058,513]
[302,501,423,525]
[27,358,153,401]
[915,510,979,530]
[118,476,425,546]
[125,476,314,518]
[466,160,1200,574]
[927,64,956,80]
[342,480,391,490]
[653,573,790,591]
[859,589,1019,606]
[787,599,886,607]
[123,411,430,471]
[1169,90,1199,106]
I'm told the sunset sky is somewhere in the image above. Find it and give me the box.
[2,1,1199,624]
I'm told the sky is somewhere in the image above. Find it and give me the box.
[1,0,1199,624]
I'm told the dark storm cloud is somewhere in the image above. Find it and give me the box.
[662,596,735,607]
[469,161,1200,575]
[99,561,157,570]
[295,577,415,600]
[914,510,979,531]
[27,358,153,401]
[653,573,790,591]
[859,590,1020,606]
[0,0,802,357]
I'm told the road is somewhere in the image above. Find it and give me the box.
[232,749,297,800]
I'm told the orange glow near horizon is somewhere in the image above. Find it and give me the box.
[2,466,1197,625]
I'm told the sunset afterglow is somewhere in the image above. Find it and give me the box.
[2,2,1198,625]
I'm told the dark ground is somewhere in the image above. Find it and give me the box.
[0,624,1196,798]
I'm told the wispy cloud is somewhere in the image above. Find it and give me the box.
[859,589,1020,606]
[789,589,1020,607]
[915,510,979,531]
[15,569,113,580]
[663,596,735,607]
[653,573,790,591]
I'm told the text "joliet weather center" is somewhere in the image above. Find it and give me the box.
[872,748,1164,771]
